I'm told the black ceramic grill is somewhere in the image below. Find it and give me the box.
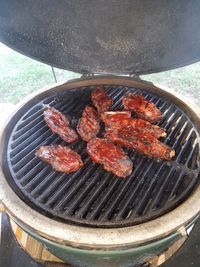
[1,84,200,228]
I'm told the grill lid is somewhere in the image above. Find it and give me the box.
[0,0,200,74]
[1,79,199,228]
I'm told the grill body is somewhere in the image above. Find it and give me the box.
[0,76,200,266]
[13,217,184,267]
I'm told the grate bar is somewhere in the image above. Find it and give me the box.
[75,173,112,218]
[150,168,179,209]
[87,179,121,220]
[187,143,200,169]
[14,135,62,178]
[18,105,45,127]
[12,99,71,149]
[13,98,65,139]
[168,171,186,199]
[53,164,100,212]
[100,157,155,221]
[11,100,87,166]
[115,160,160,220]
[64,170,105,216]
[45,164,90,209]
[163,110,182,132]
[11,101,74,151]
[176,129,193,163]
[164,115,185,144]
[35,143,87,204]
[134,164,170,215]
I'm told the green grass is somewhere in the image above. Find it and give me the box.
[142,63,200,106]
[0,45,53,103]
[0,43,80,103]
[0,43,199,106]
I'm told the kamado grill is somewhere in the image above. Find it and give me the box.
[0,1,200,267]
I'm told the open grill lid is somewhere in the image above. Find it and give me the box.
[0,0,200,74]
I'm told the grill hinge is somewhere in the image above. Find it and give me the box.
[81,72,141,79]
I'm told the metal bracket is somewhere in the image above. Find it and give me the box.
[81,72,141,80]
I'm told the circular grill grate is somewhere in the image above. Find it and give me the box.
[1,84,200,228]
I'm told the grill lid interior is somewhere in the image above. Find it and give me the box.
[1,82,200,228]
[0,0,200,74]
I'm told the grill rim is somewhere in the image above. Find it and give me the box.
[0,75,200,249]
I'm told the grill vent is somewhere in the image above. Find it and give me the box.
[2,85,200,228]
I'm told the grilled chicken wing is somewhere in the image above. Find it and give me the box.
[44,107,78,143]
[102,111,166,138]
[91,86,113,113]
[35,145,83,173]
[87,138,133,178]
[123,94,161,123]
[105,127,175,160]
[77,106,100,142]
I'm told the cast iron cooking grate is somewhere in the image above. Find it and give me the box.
[1,84,200,228]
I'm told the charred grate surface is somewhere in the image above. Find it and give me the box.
[1,85,200,228]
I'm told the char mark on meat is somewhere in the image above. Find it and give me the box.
[36,145,83,173]
[87,138,133,178]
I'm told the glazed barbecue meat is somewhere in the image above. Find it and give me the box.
[91,86,113,113]
[87,138,133,178]
[105,127,175,160]
[123,94,161,123]
[77,106,100,142]
[102,111,166,138]
[35,145,83,173]
[100,111,131,126]
[129,118,166,138]
[44,107,78,143]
